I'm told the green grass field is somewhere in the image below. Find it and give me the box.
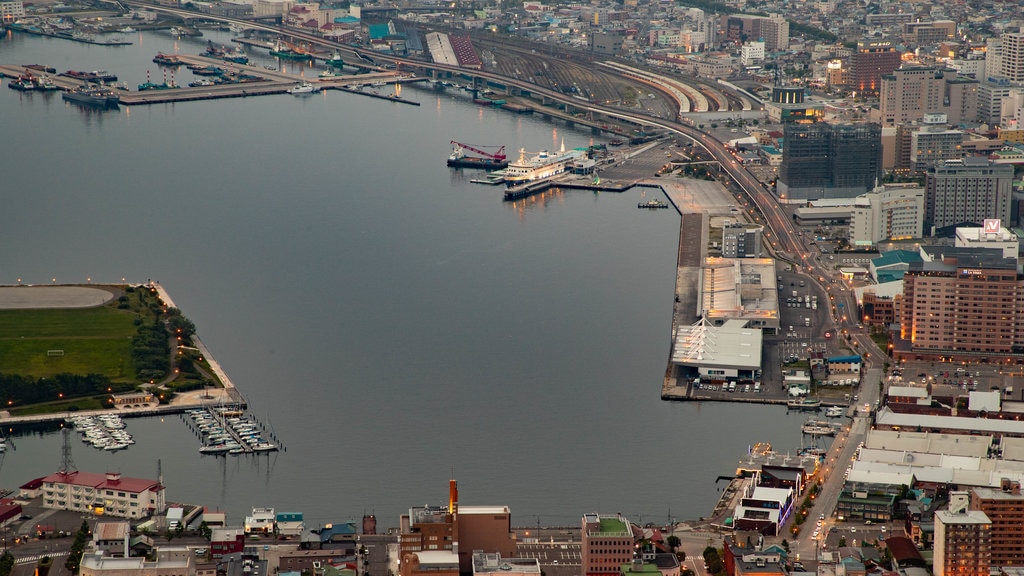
[0,307,140,381]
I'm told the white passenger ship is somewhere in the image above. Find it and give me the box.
[503,141,584,187]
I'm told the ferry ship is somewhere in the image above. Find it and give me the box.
[503,141,584,187]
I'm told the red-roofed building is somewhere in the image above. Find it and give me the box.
[0,499,21,525]
[41,471,165,519]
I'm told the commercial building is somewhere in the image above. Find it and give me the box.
[934,493,991,576]
[698,258,778,330]
[970,484,1024,568]
[849,40,902,95]
[672,317,763,381]
[925,158,1014,232]
[721,223,763,258]
[39,470,165,519]
[472,553,540,576]
[955,224,1020,261]
[400,551,459,576]
[399,481,516,574]
[878,67,977,126]
[778,121,882,202]
[848,186,925,248]
[722,14,788,51]
[0,0,25,19]
[79,547,192,576]
[581,513,635,576]
[910,115,965,173]
[902,21,956,46]
[731,475,795,535]
[978,78,1014,126]
[995,29,1024,84]
[896,246,1024,363]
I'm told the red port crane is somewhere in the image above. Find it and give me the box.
[449,141,506,161]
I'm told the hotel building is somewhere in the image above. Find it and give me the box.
[40,470,165,519]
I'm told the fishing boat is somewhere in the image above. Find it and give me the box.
[825,406,844,418]
[801,419,837,436]
[325,50,346,68]
[638,199,668,209]
[787,397,821,410]
[287,81,318,95]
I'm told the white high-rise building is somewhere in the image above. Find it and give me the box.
[997,29,1024,83]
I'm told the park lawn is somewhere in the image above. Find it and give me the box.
[0,306,140,380]
[0,307,138,339]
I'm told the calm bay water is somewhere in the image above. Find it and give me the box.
[0,29,810,529]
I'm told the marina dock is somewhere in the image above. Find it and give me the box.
[0,56,425,106]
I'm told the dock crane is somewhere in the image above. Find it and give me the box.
[449,141,507,163]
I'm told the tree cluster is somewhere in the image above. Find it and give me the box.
[65,521,90,573]
[0,373,133,406]
[133,319,171,381]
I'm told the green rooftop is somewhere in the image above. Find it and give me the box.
[599,517,628,534]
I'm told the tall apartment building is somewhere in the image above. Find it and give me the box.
[924,158,1013,231]
[850,40,902,95]
[581,513,636,576]
[910,115,965,172]
[978,78,1014,126]
[778,122,882,201]
[878,67,978,126]
[898,247,1023,362]
[722,14,788,51]
[934,493,991,576]
[722,223,764,257]
[997,29,1024,84]
[970,483,1024,568]
[849,185,925,247]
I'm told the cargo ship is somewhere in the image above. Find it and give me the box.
[62,85,120,108]
[61,69,118,83]
[447,141,508,170]
[503,142,584,187]
[152,53,184,66]
[270,39,313,60]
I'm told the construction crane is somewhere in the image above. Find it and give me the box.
[449,141,506,162]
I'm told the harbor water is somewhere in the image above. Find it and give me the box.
[0,28,815,528]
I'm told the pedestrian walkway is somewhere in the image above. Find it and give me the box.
[16,551,68,565]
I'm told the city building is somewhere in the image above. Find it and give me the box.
[934,493,991,576]
[896,246,1024,363]
[925,158,1014,232]
[910,115,965,173]
[848,186,925,248]
[731,474,795,535]
[996,29,1024,84]
[93,522,130,558]
[970,483,1024,568]
[978,78,1014,126]
[80,547,192,576]
[902,21,956,45]
[721,223,764,258]
[722,14,789,51]
[399,480,516,574]
[400,551,459,576]
[581,513,636,576]
[878,67,978,126]
[472,553,540,576]
[671,317,763,381]
[245,507,276,534]
[699,258,778,330]
[38,470,165,519]
[210,527,245,558]
[955,223,1020,261]
[0,0,24,20]
[850,40,902,95]
[778,121,882,202]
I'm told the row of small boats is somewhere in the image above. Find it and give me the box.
[187,408,278,455]
[68,414,134,451]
